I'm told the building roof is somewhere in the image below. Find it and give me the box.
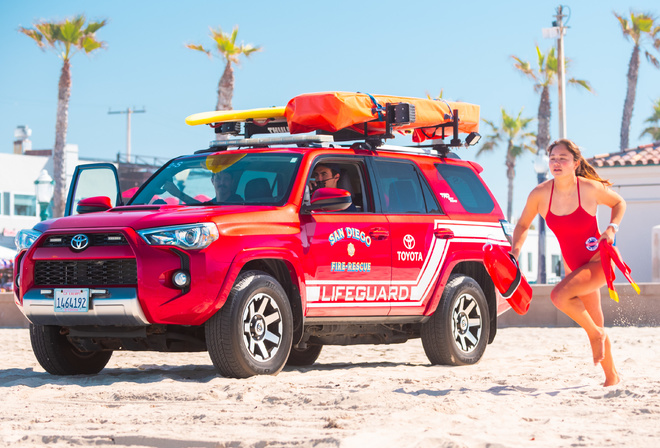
[588,141,660,167]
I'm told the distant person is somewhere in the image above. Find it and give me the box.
[511,139,626,387]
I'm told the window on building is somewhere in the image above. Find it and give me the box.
[527,252,533,273]
[551,255,561,277]
[2,192,9,215]
[14,194,37,216]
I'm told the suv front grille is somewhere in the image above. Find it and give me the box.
[41,233,128,248]
[34,259,138,286]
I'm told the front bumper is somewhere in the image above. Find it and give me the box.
[21,287,149,326]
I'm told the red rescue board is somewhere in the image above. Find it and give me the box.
[483,243,532,315]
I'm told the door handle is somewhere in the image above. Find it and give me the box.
[369,227,389,240]
[434,228,454,239]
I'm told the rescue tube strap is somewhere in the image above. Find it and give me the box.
[364,92,385,121]
[502,253,522,299]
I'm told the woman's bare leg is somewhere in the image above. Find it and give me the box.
[550,261,608,365]
[579,289,619,386]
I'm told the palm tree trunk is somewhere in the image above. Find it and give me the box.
[537,86,551,152]
[620,45,640,151]
[216,61,234,111]
[52,59,71,218]
[506,143,515,222]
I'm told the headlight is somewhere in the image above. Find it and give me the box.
[15,229,42,251]
[138,223,219,249]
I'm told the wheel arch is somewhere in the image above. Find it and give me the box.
[213,249,305,345]
[450,261,497,344]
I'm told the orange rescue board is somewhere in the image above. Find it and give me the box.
[284,92,480,142]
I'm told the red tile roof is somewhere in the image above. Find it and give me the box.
[588,141,660,167]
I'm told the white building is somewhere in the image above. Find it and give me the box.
[589,142,660,283]
[0,126,95,250]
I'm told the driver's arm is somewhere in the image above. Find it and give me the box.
[163,181,199,205]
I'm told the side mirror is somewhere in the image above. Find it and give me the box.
[306,188,352,212]
[76,196,113,214]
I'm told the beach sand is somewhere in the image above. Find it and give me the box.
[1,326,659,447]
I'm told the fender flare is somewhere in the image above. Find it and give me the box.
[212,247,306,312]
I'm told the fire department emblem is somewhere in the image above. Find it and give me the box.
[347,243,355,257]
[403,234,415,250]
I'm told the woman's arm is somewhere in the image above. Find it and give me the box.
[511,187,542,260]
[595,183,626,244]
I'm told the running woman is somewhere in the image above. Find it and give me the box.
[511,139,626,387]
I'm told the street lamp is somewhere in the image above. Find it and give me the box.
[34,170,54,221]
[534,149,550,283]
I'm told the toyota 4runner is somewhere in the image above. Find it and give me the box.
[13,93,512,378]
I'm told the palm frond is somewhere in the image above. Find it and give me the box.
[18,27,45,48]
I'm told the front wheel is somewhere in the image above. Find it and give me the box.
[30,324,113,375]
[421,274,490,366]
[206,270,293,378]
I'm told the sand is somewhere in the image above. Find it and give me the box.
[1,326,659,448]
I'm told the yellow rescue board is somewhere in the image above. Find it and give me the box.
[185,106,286,126]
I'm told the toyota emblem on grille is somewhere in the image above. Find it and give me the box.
[71,234,89,250]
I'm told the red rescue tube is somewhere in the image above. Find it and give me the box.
[483,243,533,315]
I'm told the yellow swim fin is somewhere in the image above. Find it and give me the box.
[608,289,619,303]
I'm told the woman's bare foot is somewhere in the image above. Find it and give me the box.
[603,372,620,387]
[589,329,606,365]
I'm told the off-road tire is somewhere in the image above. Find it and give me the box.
[206,270,293,378]
[421,274,490,366]
[30,324,113,375]
[286,343,323,366]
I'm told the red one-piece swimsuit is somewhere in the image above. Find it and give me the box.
[545,178,601,271]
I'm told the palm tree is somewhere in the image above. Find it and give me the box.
[187,26,261,111]
[614,11,660,151]
[512,46,592,154]
[640,98,660,141]
[478,108,536,222]
[19,15,107,218]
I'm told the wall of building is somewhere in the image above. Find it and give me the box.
[596,165,660,282]
[0,144,83,250]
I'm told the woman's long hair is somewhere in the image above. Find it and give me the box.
[548,139,611,186]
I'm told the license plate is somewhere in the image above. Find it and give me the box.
[54,288,89,313]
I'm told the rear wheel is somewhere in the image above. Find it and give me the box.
[421,274,490,366]
[206,270,293,378]
[30,324,113,375]
[286,343,323,366]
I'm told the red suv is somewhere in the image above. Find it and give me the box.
[14,93,512,378]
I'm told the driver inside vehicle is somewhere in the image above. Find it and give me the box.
[311,163,340,190]
[163,169,242,204]
[211,170,242,202]
[310,163,356,212]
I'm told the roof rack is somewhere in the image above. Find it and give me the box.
[194,134,334,153]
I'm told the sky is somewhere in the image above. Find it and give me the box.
[1,0,659,219]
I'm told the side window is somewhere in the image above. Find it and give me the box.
[435,163,495,214]
[374,159,436,214]
[309,159,371,213]
[421,179,443,214]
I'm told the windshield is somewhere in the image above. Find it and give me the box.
[130,152,303,206]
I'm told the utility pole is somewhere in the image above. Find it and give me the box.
[555,6,567,139]
[108,107,146,163]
